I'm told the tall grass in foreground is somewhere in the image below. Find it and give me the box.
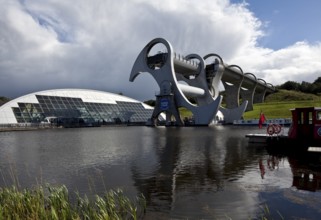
[0,184,146,220]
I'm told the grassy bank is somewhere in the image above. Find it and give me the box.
[180,100,321,120]
[243,100,321,119]
[179,90,321,120]
[0,185,146,220]
[265,89,321,102]
[245,89,321,119]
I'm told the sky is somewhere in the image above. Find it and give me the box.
[1,0,321,101]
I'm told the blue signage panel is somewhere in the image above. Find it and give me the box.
[160,98,170,110]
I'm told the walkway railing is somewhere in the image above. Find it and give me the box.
[0,123,54,131]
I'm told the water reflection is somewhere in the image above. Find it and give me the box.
[255,150,321,219]
[0,126,321,219]
[130,126,268,218]
[284,152,321,192]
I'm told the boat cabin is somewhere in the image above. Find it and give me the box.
[288,107,321,143]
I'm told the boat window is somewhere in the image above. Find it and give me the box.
[309,111,313,124]
[317,111,321,120]
[301,111,312,125]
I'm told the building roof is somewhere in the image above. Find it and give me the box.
[0,88,153,124]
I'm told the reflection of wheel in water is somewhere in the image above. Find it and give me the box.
[267,124,282,135]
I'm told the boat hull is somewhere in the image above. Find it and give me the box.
[246,133,320,153]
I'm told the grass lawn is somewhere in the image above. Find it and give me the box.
[178,101,321,120]
[243,100,321,119]
[176,90,321,120]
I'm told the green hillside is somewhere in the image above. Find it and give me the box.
[243,90,321,119]
[265,89,321,102]
[243,100,321,119]
[179,89,321,119]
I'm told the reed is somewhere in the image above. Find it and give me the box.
[0,184,146,220]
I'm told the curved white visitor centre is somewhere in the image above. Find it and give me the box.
[0,89,154,126]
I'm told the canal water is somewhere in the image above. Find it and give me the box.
[0,126,321,219]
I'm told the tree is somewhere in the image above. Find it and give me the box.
[275,77,321,95]
[0,96,10,106]
[144,99,155,106]
[312,77,321,94]
[313,76,321,84]
[278,81,300,91]
[300,81,313,93]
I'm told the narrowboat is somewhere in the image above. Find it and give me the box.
[246,107,321,152]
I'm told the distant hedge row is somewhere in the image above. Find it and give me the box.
[276,77,321,95]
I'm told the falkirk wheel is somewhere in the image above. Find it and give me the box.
[129,38,274,126]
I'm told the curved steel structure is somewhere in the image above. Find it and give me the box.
[130,38,274,125]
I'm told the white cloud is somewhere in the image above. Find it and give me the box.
[232,41,321,84]
[0,0,321,101]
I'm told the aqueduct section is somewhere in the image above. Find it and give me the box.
[130,38,274,126]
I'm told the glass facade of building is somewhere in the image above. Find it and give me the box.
[10,94,153,125]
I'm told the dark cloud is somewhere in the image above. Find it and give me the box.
[1,0,320,101]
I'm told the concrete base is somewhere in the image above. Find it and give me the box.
[219,101,248,124]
